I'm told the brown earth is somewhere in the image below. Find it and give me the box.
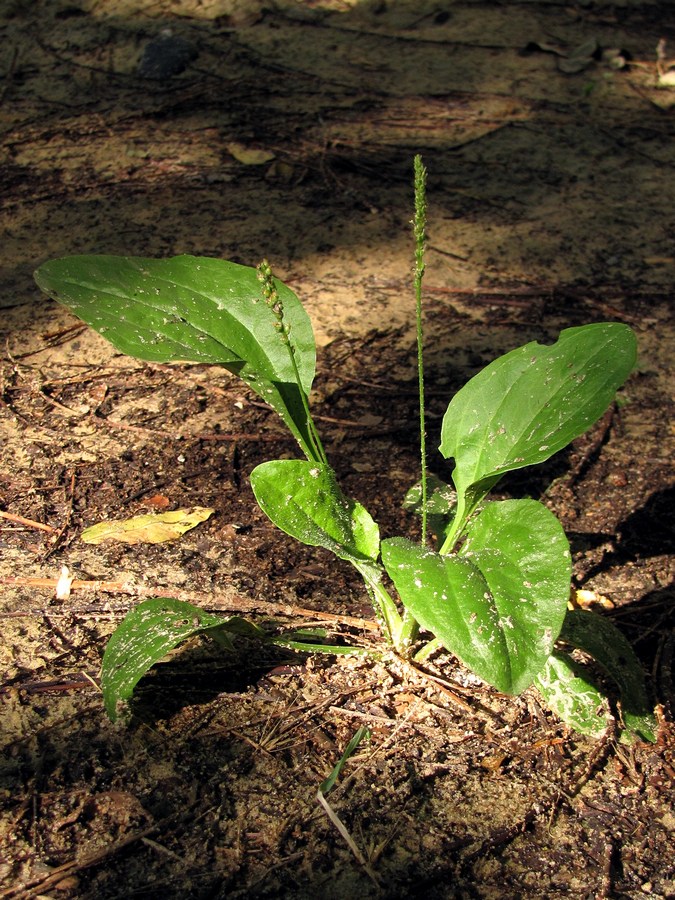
[1,1,674,898]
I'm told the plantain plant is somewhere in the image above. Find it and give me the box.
[34,158,655,741]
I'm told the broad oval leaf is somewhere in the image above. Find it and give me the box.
[534,652,611,738]
[34,255,320,458]
[250,460,380,566]
[382,499,571,694]
[382,537,511,688]
[460,498,571,684]
[560,609,656,742]
[101,598,258,721]
[440,323,637,516]
[34,255,315,390]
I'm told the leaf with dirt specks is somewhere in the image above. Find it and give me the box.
[535,652,611,738]
[382,499,571,694]
[559,609,657,742]
[101,598,262,721]
[439,323,637,543]
[250,460,380,566]
[34,255,319,459]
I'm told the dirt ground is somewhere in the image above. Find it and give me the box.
[1,0,674,897]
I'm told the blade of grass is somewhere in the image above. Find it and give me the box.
[317,727,379,886]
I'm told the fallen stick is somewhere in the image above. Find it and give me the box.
[0,575,380,632]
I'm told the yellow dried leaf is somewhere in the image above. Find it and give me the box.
[226,141,276,165]
[81,507,215,545]
[658,69,675,88]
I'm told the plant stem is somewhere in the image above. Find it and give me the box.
[413,155,428,548]
[356,563,403,647]
[398,608,420,654]
[284,333,327,466]
[438,487,480,555]
[438,503,464,555]
[397,154,429,654]
[414,636,443,662]
[297,387,327,465]
[269,636,369,656]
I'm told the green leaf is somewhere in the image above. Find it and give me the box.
[101,598,260,721]
[320,726,371,795]
[534,651,611,738]
[403,474,457,549]
[250,460,380,566]
[560,609,656,742]
[34,255,319,458]
[439,324,637,538]
[269,627,367,656]
[251,460,402,640]
[34,255,314,385]
[382,499,571,694]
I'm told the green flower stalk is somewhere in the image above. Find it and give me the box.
[398,155,429,653]
[413,155,428,547]
[257,259,327,465]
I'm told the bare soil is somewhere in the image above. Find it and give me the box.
[1,1,674,898]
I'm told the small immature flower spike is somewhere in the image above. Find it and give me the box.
[256,258,328,466]
[257,258,290,344]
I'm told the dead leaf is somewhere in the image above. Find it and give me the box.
[481,752,508,771]
[81,507,215,545]
[265,159,296,182]
[356,413,384,427]
[143,494,171,510]
[658,69,675,87]
[557,37,599,74]
[226,141,276,165]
